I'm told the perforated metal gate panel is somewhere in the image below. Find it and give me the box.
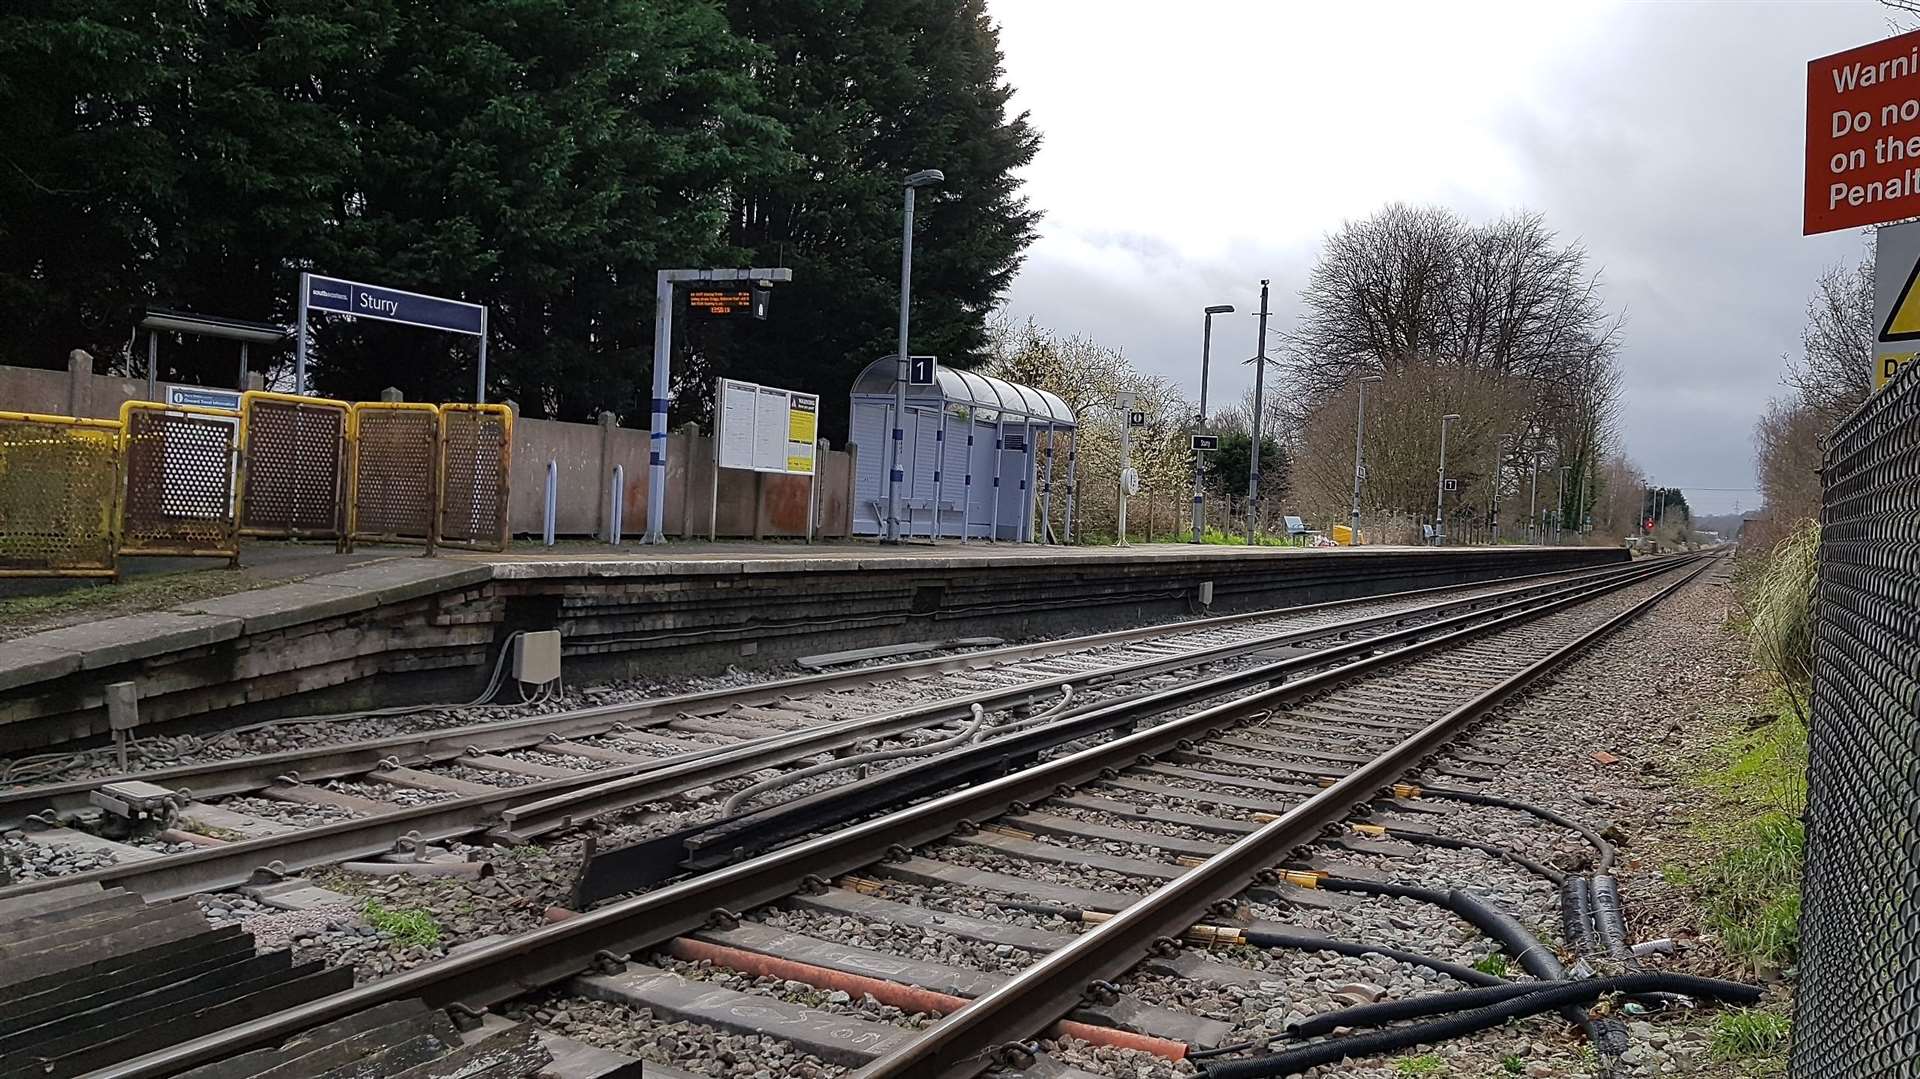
[241,393,347,540]
[349,404,438,548]
[119,404,239,559]
[1793,362,1920,1077]
[437,404,511,550]
[0,413,121,576]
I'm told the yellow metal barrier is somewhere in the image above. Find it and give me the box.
[348,402,439,553]
[118,401,240,565]
[436,403,513,552]
[238,390,350,547]
[0,411,123,578]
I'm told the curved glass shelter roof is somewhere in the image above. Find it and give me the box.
[850,356,1075,427]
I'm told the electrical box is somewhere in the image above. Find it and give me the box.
[512,630,562,685]
[1197,580,1215,607]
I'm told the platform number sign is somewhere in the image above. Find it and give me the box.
[1191,433,1220,451]
[908,355,937,386]
[1442,478,1459,492]
[1128,410,1147,428]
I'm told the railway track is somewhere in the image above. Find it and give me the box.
[0,560,1663,903]
[24,551,1748,1079]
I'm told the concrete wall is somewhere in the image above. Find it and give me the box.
[0,353,218,421]
[507,415,853,540]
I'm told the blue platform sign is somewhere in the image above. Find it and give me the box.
[303,274,484,336]
[908,355,937,386]
[166,385,242,411]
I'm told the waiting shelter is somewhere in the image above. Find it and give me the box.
[848,357,1077,542]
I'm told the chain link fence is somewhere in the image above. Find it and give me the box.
[1793,362,1920,1076]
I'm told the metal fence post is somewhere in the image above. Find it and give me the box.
[543,459,557,546]
[609,464,624,546]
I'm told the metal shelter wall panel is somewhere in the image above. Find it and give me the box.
[240,392,348,540]
[1793,361,1920,1077]
[437,403,512,551]
[0,412,122,577]
[119,403,239,561]
[349,403,439,549]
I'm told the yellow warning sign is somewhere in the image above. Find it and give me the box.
[1873,220,1920,391]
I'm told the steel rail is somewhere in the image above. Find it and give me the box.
[860,554,1722,1078]
[493,557,1684,839]
[78,555,1706,1079]
[0,562,1605,825]
[0,557,1689,905]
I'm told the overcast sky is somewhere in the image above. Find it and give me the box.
[987,0,1893,516]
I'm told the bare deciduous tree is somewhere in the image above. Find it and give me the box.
[1786,255,1873,424]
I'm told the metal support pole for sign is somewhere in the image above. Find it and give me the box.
[990,419,1006,542]
[1041,424,1056,544]
[1191,305,1228,542]
[1490,434,1509,544]
[237,341,249,390]
[295,272,310,397]
[609,465,625,545]
[806,441,819,546]
[1021,427,1037,543]
[145,331,158,402]
[933,412,949,542]
[1064,429,1079,544]
[709,392,726,542]
[886,189,917,545]
[960,425,975,545]
[1433,413,1459,546]
[1246,279,1271,544]
[1117,400,1133,547]
[1350,375,1380,546]
[645,271,673,544]
[543,460,558,546]
[476,308,489,404]
[1528,455,1540,543]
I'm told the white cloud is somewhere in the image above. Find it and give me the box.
[991,0,1891,514]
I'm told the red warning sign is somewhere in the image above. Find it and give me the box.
[1807,28,1920,235]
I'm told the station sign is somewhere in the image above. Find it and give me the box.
[1191,433,1220,451]
[1806,27,1920,234]
[908,355,938,386]
[303,274,483,336]
[165,385,242,411]
[1873,218,1920,389]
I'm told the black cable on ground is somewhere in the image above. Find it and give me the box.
[1589,874,1633,960]
[1198,973,1763,1078]
[1417,785,1616,873]
[1237,927,1502,988]
[1561,876,1598,957]
[1390,829,1566,886]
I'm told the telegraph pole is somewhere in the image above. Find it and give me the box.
[1244,279,1271,545]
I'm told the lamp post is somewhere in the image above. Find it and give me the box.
[1190,303,1234,543]
[1350,375,1383,546]
[1432,413,1460,545]
[1490,432,1511,544]
[1557,464,1571,544]
[1528,454,1541,543]
[885,168,945,544]
[1245,279,1271,545]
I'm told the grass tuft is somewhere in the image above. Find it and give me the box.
[362,900,441,947]
[1394,1055,1445,1076]
[1471,952,1510,977]
[1711,1009,1791,1059]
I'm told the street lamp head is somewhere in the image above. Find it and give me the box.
[1205,304,1235,315]
[1442,413,1461,420]
[904,169,945,188]
[1360,375,1383,384]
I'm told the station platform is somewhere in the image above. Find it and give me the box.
[0,540,1626,754]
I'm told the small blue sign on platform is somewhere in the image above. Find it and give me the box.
[908,355,938,386]
[304,274,484,337]
[1191,433,1220,451]
[165,386,242,411]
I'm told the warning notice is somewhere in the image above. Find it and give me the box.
[1807,28,1920,234]
[1873,219,1920,389]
